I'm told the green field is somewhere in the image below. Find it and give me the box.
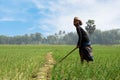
[0,45,50,80]
[0,45,120,80]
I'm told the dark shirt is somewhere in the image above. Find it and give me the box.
[76,26,90,47]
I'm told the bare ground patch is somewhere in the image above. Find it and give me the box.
[32,52,55,80]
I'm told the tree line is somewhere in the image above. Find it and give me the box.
[0,29,120,45]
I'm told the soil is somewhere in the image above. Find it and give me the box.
[33,52,55,80]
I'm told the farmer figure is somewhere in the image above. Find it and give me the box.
[73,17,93,64]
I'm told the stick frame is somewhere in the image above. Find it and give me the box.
[58,47,78,63]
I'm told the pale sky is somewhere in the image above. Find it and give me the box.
[0,0,120,36]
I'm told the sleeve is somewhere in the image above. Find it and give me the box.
[77,27,82,47]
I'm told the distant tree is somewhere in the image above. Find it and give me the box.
[34,33,42,44]
[30,33,42,44]
[0,35,8,44]
[85,20,96,35]
[59,30,62,36]
[0,29,120,45]
[63,32,77,45]
[47,35,57,44]
[90,29,120,44]
[63,31,65,34]
[90,30,102,44]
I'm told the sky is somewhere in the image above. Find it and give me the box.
[0,0,120,36]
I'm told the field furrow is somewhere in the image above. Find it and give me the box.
[34,52,55,80]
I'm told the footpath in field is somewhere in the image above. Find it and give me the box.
[33,52,55,80]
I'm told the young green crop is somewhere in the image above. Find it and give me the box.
[0,45,51,80]
[0,45,120,80]
[52,45,120,80]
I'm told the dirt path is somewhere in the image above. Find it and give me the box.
[34,52,55,80]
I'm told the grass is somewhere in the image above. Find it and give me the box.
[51,45,120,80]
[0,45,120,80]
[0,45,51,80]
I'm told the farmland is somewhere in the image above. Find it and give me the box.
[0,45,120,80]
[52,45,120,80]
[0,45,50,80]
